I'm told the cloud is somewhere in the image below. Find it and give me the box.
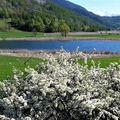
[94,11,120,16]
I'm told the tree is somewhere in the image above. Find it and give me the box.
[49,18,59,32]
[32,28,37,37]
[59,20,70,37]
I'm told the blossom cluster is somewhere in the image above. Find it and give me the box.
[0,52,119,120]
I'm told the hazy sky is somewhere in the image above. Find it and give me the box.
[68,0,120,16]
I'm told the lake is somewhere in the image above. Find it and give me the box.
[0,40,120,52]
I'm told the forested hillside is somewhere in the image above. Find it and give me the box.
[0,0,107,32]
[52,0,120,29]
[101,16,120,29]
[51,0,103,25]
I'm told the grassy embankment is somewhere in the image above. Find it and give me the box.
[0,31,120,40]
[0,30,44,39]
[0,55,120,81]
[69,33,120,39]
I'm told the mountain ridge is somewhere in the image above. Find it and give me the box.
[51,0,120,29]
[0,0,109,32]
[51,0,105,25]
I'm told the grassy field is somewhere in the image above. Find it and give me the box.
[0,55,120,81]
[0,31,44,39]
[77,57,120,68]
[0,30,120,40]
[69,33,120,39]
[0,55,45,81]
[0,31,64,39]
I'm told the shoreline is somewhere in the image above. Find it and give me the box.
[1,37,120,41]
[0,49,120,58]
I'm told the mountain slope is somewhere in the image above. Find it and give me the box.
[102,16,120,29]
[51,0,120,29]
[51,0,105,25]
[0,0,107,32]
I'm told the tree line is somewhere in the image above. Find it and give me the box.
[0,0,107,33]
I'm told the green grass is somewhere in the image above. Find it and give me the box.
[69,33,120,39]
[0,31,63,39]
[0,31,45,39]
[77,56,120,68]
[0,30,120,40]
[0,55,120,81]
[0,55,45,81]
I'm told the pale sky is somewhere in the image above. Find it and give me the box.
[68,0,120,16]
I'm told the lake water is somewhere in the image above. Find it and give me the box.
[0,40,120,52]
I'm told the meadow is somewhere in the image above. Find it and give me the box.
[0,55,120,80]
[0,30,120,40]
[69,33,120,39]
[0,55,44,80]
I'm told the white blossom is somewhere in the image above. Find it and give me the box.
[0,51,119,119]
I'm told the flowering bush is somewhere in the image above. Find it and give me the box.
[0,52,120,120]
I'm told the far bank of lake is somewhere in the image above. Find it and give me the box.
[0,31,120,41]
